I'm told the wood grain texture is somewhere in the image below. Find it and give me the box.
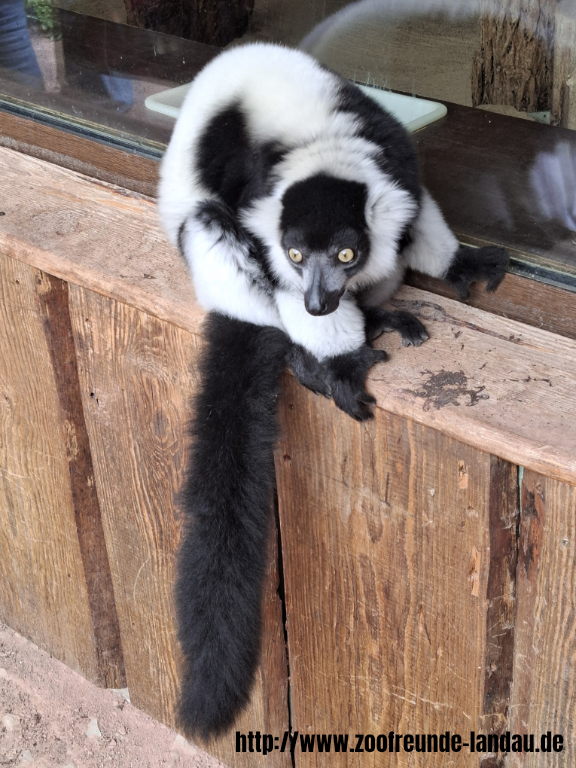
[0,111,159,197]
[472,0,557,112]
[509,470,576,768]
[36,273,126,689]
[69,286,289,765]
[370,289,576,487]
[552,1,576,128]
[479,457,519,768]
[2,146,576,484]
[406,270,576,343]
[0,255,101,681]
[0,146,202,336]
[275,374,493,767]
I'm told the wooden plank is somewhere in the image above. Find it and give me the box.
[275,375,493,767]
[0,146,202,335]
[0,255,103,682]
[509,470,576,766]
[369,288,576,487]
[406,270,576,343]
[472,0,557,112]
[0,110,159,197]
[2,147,576,485]
[478,457,519,768]
[36,272,126,689]
[69,286,290,765]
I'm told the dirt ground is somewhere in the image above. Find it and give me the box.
[0,624,227,768]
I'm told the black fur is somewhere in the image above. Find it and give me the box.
[281,175,368,248]
[444,244,509,300]
[362,306,429,346]
[195,175,279,292]
[280,174,372,280]
[336,80,422,206]
[176,313,291,739]
[196,104,286,213]
[289,343,388,421]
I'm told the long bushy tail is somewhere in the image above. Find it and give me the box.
[176,312,291,740]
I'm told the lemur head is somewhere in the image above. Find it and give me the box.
[280,174,370,316]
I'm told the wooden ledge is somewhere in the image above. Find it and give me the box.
[1,146,575,486]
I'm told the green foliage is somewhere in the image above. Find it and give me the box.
[25,0,62,40]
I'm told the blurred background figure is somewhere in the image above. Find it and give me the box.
[531,143,576,232]
[0,0,44,87]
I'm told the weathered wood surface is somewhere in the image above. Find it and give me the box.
[368,291,576,487]
[0,110,159,197]
[406,269,576,343]
[2,147,576,486]
[0,146,202,336]
[37,272,126,689]
[552,0,576,127]
[509,470,576,767]
[275,375,498,766]
[0,256,120,684]
[472,0,557,112]
[69,286,290,766]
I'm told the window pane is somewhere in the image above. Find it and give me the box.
[1,0,575,281]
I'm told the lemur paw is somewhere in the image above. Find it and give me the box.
[289,346,332,398]
[363,307,429,347]
[289,345,387,421]
[444,245,509,301]
[327,346,388,422]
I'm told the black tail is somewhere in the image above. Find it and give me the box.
[176,312,291,740]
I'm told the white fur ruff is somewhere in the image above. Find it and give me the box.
[158,44,455,360]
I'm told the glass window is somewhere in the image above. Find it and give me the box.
[1,0,575,285]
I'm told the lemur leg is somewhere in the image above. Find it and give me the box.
[288,346,332,398]
[324,345,388,421]
[278,291,387,421]
[179,199,283,329]
[361,306,429,346]
[289,344,387,421]
[402,189,509,301]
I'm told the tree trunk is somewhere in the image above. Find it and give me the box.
[552,0,576,127]
[472,0,558,112]
[123,0,254,47]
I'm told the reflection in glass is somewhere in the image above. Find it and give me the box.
[532,143,576,233]
[0,0,44,87]
[0,0,575,274]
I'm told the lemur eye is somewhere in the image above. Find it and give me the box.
[288,248,303,263]
[338,248,355,263]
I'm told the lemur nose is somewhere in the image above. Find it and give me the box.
[306,302,329,316]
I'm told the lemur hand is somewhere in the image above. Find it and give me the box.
[362,307,429,346]
[290,344,388,421]
[443,245,509,301]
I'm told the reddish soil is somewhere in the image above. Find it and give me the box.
[0,624,226,768]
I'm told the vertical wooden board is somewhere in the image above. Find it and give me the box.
[509,471,576,767]
[69,287,290,767]
[276,376,494,767]
[0,255,100,680]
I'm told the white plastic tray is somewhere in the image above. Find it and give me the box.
[145,81,446,133]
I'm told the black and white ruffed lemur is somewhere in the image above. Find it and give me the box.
[157,42,509,739]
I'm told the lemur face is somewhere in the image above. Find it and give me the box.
[281,227,366,315]
[280,174,370,316]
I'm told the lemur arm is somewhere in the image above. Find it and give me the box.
[276,290,387,421]
[402,189,509,299]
